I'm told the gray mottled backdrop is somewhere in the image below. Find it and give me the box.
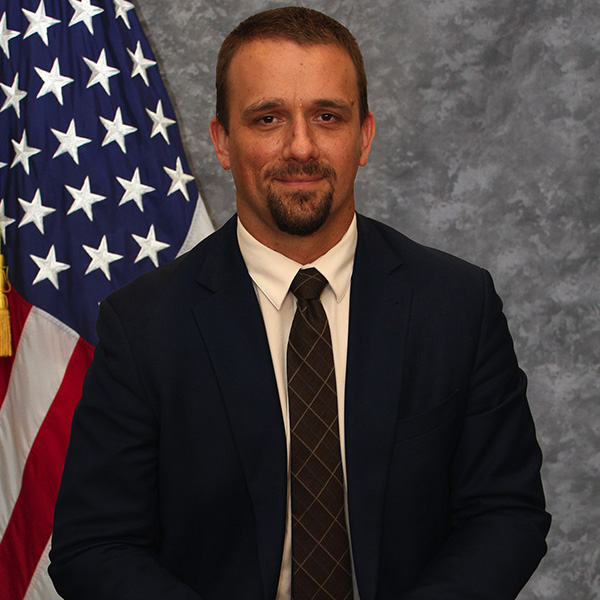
[134,1,600,598]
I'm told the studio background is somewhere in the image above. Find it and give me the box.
[134,1,599,598]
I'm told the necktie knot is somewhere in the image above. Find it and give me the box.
[290,268,327,301]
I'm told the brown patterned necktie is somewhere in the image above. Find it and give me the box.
[287,268,353,600]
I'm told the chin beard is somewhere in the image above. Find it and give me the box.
[267,188,333,236]
[264,162,336,236]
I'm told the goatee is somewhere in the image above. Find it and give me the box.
[263,162,337,236]
[267,189,333,236]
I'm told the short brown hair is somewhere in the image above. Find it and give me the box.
[215,6,368,133]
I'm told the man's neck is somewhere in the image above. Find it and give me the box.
[237,208,355,265]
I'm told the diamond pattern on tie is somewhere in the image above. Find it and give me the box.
[287,268,353,600]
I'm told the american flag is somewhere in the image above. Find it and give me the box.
[0,1,213,597]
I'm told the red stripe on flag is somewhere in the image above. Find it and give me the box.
[0,336,93,599]
[0,289,33,409]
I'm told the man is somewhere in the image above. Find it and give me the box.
[49,7,550,600]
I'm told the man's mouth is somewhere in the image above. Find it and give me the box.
[273,176,324,187]
[264,162,337,186]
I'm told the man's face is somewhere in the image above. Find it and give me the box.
[210,39,375,253]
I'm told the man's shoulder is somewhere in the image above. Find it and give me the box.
[356,213,484,281]
[355,214,498,326]
[106,216,238,309]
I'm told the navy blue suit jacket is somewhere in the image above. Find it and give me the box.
[50,214,550,599]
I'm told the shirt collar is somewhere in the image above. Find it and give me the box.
[237,214,357,310]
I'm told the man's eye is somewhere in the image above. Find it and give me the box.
[320,113,336,122]
[259,115,275,124]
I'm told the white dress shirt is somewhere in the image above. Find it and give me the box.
[237,215,358,600]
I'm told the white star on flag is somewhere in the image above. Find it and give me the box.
[22,0,60,46]
[127,40,156,86]
[164,157,195,201]
[35,57,74,105]
[30,245,71,289]
[132,224,170,267]
[100,106,137,152]
[82,235,123,280]
[68,0,104,34]
[0,12,20,59]
[113,0,135,29]
[146,99,175,143]
[18,189,56,234]
[11,131,41,175]
[65,176,106,220]
[0,73,27,117]
[116,167,155,211]
[51,118,92,164]
[83,49,120,95]
[0,199,16,242]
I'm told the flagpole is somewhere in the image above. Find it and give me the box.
[0,239,11,357]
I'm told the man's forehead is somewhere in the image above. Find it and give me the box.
[228,38,353,71]
[227,39,358,96]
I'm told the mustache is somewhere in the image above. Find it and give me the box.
[263,162,337,181]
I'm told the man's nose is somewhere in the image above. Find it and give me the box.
[281,119,319,162]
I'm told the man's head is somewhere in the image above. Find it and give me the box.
[209,7,375,263]
[215,6,369,134]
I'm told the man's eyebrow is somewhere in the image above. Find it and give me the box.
[241,97,354,119]
[242,99,286,119]
[313,98,354,113]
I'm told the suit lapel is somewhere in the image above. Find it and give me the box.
[345,216,413,600]
[191,219,286,600]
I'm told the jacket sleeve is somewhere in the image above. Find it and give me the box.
[400,270,551,599]
[49,299,203,600]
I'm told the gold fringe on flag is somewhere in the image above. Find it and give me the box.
[0,252,12,357]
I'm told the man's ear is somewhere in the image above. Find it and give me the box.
[359,111,376,167]
[209,117,231,170]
